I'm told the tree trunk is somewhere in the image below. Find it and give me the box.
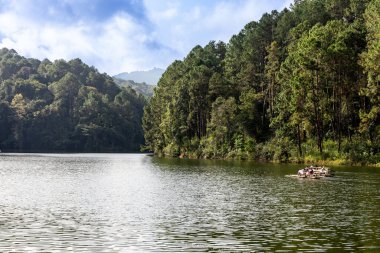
[314,70,323,154]
[297,124,302,157]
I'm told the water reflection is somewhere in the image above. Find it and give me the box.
[0,153,379,252]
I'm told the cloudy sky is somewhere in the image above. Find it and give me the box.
[0,0,293,75]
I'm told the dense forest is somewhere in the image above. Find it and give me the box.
[143,0,380,165]
[0,48,146,152]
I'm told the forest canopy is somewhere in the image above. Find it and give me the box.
[0,48,146,152]
[143,0,380,165]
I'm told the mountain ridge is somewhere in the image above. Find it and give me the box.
[114,67,164,85]
[113,78,154,97]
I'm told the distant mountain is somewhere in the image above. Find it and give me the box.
[114,68,164,85]
[113,78,155,97]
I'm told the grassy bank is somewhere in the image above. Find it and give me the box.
[155,138,380,167]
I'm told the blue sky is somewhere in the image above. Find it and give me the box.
[0,0,293,75]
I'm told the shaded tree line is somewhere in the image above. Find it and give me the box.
[143,0,380,165]
[0,48,145,152]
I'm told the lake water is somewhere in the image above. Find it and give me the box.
[0,153,379,252]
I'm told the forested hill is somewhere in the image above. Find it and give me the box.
[143,0,380,165]
[0,48,146,152]
[113,78,155,97]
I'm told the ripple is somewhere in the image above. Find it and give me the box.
[0,154,379,252]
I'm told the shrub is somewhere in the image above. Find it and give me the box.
[343,136,380,165]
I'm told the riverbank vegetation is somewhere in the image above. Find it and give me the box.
[0,48,145,152]
[143,0,380,166]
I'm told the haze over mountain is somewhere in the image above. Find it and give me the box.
[114,68,164,85]
[113,78,155,97]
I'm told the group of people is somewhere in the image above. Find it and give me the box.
[297,166,327,177]
[296,165,334,178]
[298,167,313,177]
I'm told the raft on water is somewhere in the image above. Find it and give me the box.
[287,166,335,179]
[299,165,335,178]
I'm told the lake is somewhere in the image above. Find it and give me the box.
[0,153,379,252]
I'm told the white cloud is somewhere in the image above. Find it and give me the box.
[158,7,178,20]
[0,4,173,75]
[144,0,289,60]
[0,0,292,74]
[281,0,294,9]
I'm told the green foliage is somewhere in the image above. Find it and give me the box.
[0,48,145,152]
[343,136,380,165]
[202,97,238,158]
[113,78,155,97]
[143,0,379,165]
[359,0,380,142]
[255,137,296,162]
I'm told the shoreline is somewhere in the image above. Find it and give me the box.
[1,151,378,167]
[154,153,380,168]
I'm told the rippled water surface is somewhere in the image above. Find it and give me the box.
[0,153,379,252]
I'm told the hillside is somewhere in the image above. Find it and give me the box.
[0,48,146,152]
[113,78,154,97]
[143,0,380,165]
[114,68,164,85]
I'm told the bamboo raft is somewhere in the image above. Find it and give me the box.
[287,166,335,179]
